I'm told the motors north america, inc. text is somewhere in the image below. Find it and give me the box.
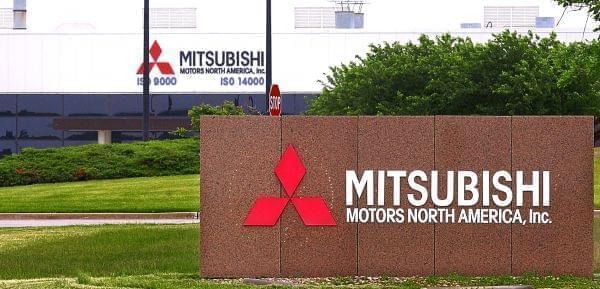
[345,170,551,225]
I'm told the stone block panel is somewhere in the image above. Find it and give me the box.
[511,116,593,277]
[200,116,281,277]
[280,116,358,277]
[357,116,435,276]
[434,116,512,276]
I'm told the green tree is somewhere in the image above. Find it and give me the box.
[307,31,600,118]
[556,0,600,31]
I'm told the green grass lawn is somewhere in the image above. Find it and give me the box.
[0,224,198,279]
[596,216,600,273]
[0,222,596,288]
[0,175,199,213]
[595,148,600,208]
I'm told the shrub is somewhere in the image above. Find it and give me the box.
[188,101,244,130]
[307,31,600,117]
[0,138,199,187]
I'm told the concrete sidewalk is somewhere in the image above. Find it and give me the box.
[0,212,199,227]
[1,210,597,227]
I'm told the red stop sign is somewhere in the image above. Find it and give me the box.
[269,84,281,116]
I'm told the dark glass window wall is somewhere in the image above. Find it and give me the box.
[0,93,314,157]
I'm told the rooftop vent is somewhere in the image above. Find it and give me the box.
[150,8,196,29]
[294,7,336,28]
[484,6,539,29]
[0,9,12,29]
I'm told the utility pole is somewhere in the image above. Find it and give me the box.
[265,0,272,113]
[142,0,150,141]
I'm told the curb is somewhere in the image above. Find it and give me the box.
[241,279,534,289]
[242,279,292,286]
[0,212,199,220]
[423,285,533,289]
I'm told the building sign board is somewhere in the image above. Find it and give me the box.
[199,115,593,277]
[0,34,270,94]
[136,39,265,93]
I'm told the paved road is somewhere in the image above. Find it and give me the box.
[0,211,597,227]
[0,212,199,227]
[0,218,199,227]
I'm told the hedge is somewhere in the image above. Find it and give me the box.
[0,138,199,187]
[307,31,600,117]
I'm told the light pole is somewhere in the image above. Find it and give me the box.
[265,0,272,113]
[142,0,150,141]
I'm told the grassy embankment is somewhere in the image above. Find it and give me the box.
[0,220,596,288]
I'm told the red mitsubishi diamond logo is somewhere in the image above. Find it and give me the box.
[244,145,336,226]
[136,40,175,75]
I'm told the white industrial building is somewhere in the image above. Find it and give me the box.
[0,0,597,154]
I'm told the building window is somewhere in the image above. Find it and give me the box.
[294,7,335,28]
[0,9,12,29]
[150,8,196,29]
[484,6,539,29]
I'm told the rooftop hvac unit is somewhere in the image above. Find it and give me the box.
[331,0,367,29]
[461,23,482,29]
[335,11,354,28]
[13,0,25,11]
[535,17,555,28]
[13,0,25,29]
[354,12,364,28]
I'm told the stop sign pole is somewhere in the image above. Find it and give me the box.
[142,0,150,141]
[265,0,272,114]
[269,84,281,116]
